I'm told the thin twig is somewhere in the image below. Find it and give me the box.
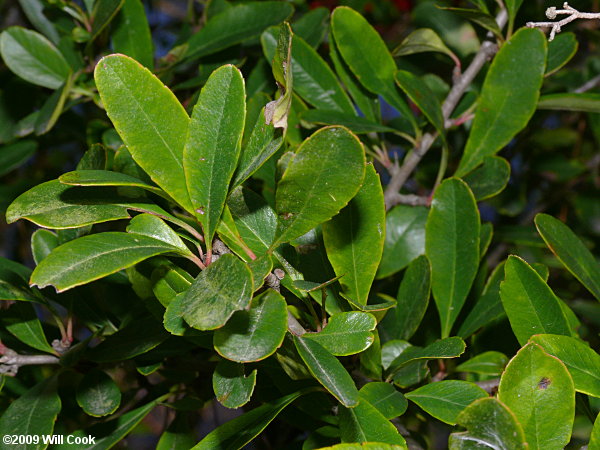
[575,74,600,93]
[287,311,306,336]
[0,345,60,376]
[527,3,600,41]
[384,10,508,210]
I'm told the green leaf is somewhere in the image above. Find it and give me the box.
[320,445,405,450]
[274,126,365,246]
[359,382,408,420]
[505,0,525,32]
[181,2,293,63]
[392,28,458,66]
[30,232,180,292]
[405,380,488,425]
[387,337,465,377]
[126,214,191,255]
[54,399,159,450]
[591,413,600,450]
[426,178,480,337]
[538,93,600,113]
[193,390,309,449]
[157,413,197,450]
[462,156,511,201]
[231,107,283,190]
[31,228,58,264]
[212,360,257,409]
[265,22,293,131]
[213,289,287,362]
[331,6,415,131]
[439,7,503,40]
[184,65,245,250]
[448,398,527,450]
[456,28,547,176]
[458,261,505,338]
[300,110,396,134]
[17,0,60,44]
[6,180,130,229]
[381,255,431,341]
[34,74,74,135]
[151,260,192,307]
[180,253,253,331]
[59,169,169,200]
[395,70,445,137]
[292,7,328,48]
[0,140,36,177]
[90,0,124,43]
[323,164,384,305]
[500,255,571,345]
[248,256,273,292]
[535,213,600,301]
[294,335,359,407]
[0,377,61,447]
[339,399,407,446]
[112,0,153,69]
[498,342,575,450]
[456,351,508,376]
[4,302,55,353]
[546,32,577,76]
[0,26,70,89]
[89,316,169,362]
[95,54,193,213]
[531,334,600,398]
[76,369,121,417]
[261,28,355,114]
[303,312,376,356]
[377,205,428,279]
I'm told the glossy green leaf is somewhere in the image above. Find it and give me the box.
[34,74,74,135]
[395,70,444,137]
[54,399,159,450]
[214,289,287,362]
[6,180,130,229]
[157,414,197,450]
[331,7,415,130]
[217,206,257,262]
[531,334,600,398]
[535,213,600,301]
[426,178,480,337]
[323,164,384,305]
[262,28,355,114]
[448,398,527,450]
[248,256,273,292]
[265,22,293,131]
[17,0,60,44]
[292,7,328,47]
[339,399,407,446]
[95,54,193,212]
[456,351,508,376]
[591,413,600,450]
[232,107,283,189]
[498,342,575,449]
[458,262,505,338]
[180,253,253,331]
[112,0,153,69]
[387,337,465,377]
[538,93,600,113]
[184,65,245,251]
[456,28,547,176]
[439,7,503,40]
[294,335,359,407]
[377,205,428,279]
[500,255,571,345]
[89,316,169,362]
[546,32,577,76]
[212,360,257,409]
[0,140,36,177]
[462,156,511,201]
[90,0,124,42]
[505,0,525,32]
[304,312,376,356]
[273,126,365,247]
[300,110,395,134]
[76,369,121,417]
[406,380,487,425]
[0,26,70,89]
[31,228,58,264]
[0,377,61,447]
[4,302,55,353]
[381,255,430,341]
[359,382,408,420]
[194,390,309,449]
[126,214,191,255]
[30,232,180,292]
[392,28,458,66]
[151,260,192,307]
[181,2,293,63]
